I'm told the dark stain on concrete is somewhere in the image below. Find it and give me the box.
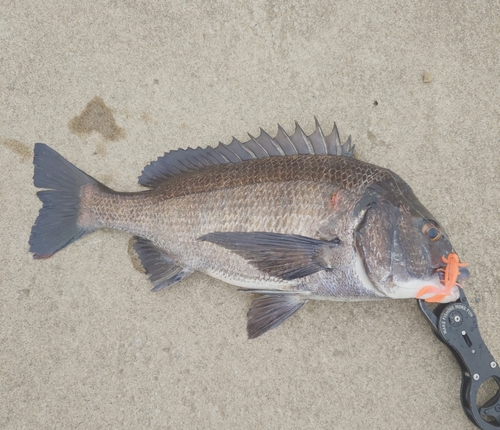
[128,237,146,275]
[1,138,31,161]
[68,96,125,141]
[367,131,388,149]
[94,142,108,157]
[140,112,154,125]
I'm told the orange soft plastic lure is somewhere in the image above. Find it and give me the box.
[416,252,468,303]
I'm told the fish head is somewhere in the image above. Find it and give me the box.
[355,172,468,303]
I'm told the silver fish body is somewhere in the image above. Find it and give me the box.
[29,120,466,337]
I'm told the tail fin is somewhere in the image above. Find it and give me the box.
[29,143,103,259]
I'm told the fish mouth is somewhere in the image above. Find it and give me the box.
[384,273,460,303]
[415,256,469,303]
[384,272,449,299]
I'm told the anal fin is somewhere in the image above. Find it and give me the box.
[246,292,308,339]
[131,236,193,291]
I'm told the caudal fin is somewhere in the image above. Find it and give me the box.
[29,143,102,259]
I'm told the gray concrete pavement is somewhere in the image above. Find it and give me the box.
[1,1,499,428]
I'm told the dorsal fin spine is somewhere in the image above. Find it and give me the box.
[216,142,242,162]
[289,122,310,155]
[260,128,285,156]
[326,123,341,155]
[242,145,258,158]
[213,151,230,163]
[334,124,342,155]
[177,159,193,170]
[205,152,221,164]
[199,153,212,166]
[170,165,183,174]
[227,137,255,160]
[248,134,270,157]
[277,124,298,155]
[295,122,315,154]
[314,116,327,154]
[236,139,256,159]
[343,136,353,156]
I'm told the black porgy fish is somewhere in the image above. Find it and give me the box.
[29,120,469,338]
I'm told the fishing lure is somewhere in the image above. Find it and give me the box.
[416,252,468,303]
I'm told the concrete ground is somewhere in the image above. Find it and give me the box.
[1,1,499,429]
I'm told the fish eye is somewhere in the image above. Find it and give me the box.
[420,220,442,242]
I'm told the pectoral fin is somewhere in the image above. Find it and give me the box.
[198,232,341,280]
[131,236,193,291]
[245,292,308,338]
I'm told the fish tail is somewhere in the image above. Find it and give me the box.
[29,143,108,259]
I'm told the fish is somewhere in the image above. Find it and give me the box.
[29,119,469,338]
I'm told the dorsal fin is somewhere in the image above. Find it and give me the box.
[139,119,354,188]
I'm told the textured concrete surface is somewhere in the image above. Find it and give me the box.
[1,1,499,429]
